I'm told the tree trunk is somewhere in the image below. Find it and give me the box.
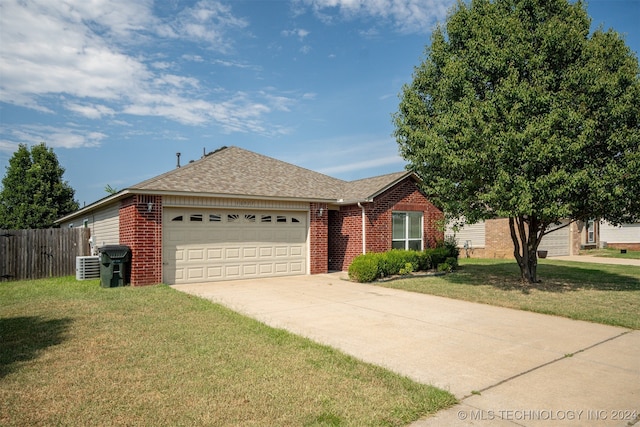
[508,216,543,284]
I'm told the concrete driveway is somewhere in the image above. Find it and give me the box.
[173,273,639,426]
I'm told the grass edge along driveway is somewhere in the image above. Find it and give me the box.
[1,277,455,427]
[379,258,640,330]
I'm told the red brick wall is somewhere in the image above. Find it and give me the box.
[328,205,363,271]
[607,243,640,251]
[119,195,162,286]
[328,179,443,271]
[309,202,329,274]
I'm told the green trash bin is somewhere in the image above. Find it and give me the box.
[99,245,131,288]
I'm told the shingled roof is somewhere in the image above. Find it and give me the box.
[130,146,413,202]
[57,146,417,223]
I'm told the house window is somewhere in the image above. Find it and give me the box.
[587,219,595,244]
[190,214,203,222]
[209,214,221,222]
[392,212,423,250]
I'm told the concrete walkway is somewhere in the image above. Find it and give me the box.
[551,255,640,267]
[173,273,639,426]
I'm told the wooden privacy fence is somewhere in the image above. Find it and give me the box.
[0,228,91,281]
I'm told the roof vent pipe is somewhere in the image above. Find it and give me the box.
[176,152,181,168]
[357,202,366,254]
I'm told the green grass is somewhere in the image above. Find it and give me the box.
[579,248,640,259]
[378,258,640,329]
[1,277,455,427]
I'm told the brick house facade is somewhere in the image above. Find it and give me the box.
[451,218,583,259]
[329,179,443,271]
[58,146,443,286]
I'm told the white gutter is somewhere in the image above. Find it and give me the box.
[357,202,366,254]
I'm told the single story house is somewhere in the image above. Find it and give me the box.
[446,219,582,258]
[57,146,443,285]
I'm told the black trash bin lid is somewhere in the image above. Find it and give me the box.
[99,245,131,259]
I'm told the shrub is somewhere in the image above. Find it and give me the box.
[348,245,460,283]
[399,262,415,276]
[415,251,430,270]
[438,235,460,259]
[437,262,453,273]
[445,256,458,269]
[348,253,381,283]
[425,247,450,269]
[378,249,419,277]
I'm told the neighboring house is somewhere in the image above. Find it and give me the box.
[57,146,443,285]
[447,218,640,258]
[446,219,583,258]
[588,221,640,251]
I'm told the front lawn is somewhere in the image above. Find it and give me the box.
[0,277,455,426]
[377,258,640,329]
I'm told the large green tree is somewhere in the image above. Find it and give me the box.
[0,143,79,229]
[394,0,640,283]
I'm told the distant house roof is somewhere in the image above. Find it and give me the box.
[57,146,418,223]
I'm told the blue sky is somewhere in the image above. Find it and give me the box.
[1,0,638,206]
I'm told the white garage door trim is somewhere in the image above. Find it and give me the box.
[163,208,308,284]
[538,222,570,257]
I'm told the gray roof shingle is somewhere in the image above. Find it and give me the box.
[131,146,413,202]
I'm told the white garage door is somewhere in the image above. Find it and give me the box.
[538,222,570,257]
[163,208,307,284]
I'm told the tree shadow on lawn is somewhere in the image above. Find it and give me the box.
[0,316,72,378]
[448,262,640,293]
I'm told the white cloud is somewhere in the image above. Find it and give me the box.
[282,28,311,40]
[152,61,173,70]
[287,135,405,176]
[319,155,404,175]
[296,0,453,33]
[0,0,296,136]
[165,0,248,51]
[1,125,107,151]
[66,103,116,119]
[182,54,204,62]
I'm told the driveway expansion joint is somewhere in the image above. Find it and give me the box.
[460,329,633,400]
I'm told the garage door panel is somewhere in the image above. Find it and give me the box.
[225,265,241,277]
[207,266,223,278]
[275,263,289,273]
[290,262,304,273]
[275,246,288,257]
[187,248,204,261]
[243,264,258,275]
[187,267,204,280]
[225,247,241,259]
[243,247,258,258]
[259,247,273,257]
[207,248,222,260]
[259,264,274,274]
[163,208,307,284]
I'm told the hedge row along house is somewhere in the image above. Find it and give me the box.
[57,146,443,285]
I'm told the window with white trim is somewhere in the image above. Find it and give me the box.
[392,212,423,250]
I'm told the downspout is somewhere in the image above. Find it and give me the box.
[357,202,366,254]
